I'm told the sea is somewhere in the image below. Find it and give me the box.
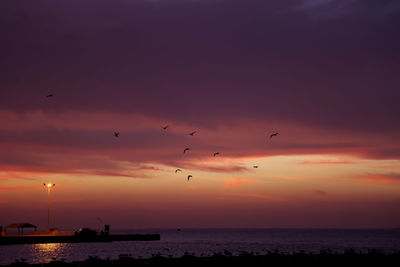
[0,228,399,265]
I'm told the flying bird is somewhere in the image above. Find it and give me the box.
[162,125,169,130]
[175,169,182,173]
[114,132,120,137]
[187,175,192,181]
[213,152,220,157]
[183,148,191,154]
[46,94,53,98]
[269,132,279,139]
[189,131,197,136]
[253,165,258,168]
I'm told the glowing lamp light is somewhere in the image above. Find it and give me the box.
[43,182,56,233]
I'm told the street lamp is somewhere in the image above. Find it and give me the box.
[43,183,55,233]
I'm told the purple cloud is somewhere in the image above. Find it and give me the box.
[0,0,399,177]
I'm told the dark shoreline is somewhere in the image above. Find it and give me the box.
[0,234,160,245]
[2,251,400,267]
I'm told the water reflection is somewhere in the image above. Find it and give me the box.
[0,229,399,265]
[30,243,69,263]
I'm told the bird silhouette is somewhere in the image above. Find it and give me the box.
[162,125,169,130]
[46,94,53,98]
[253,165,258,168]
[189,131,197,136]
[183,148,191,154]
[269,132,279,139]
[175,169,182,173]
[187,175,192,181]
[213,152,220,157]
[114,132,120,137]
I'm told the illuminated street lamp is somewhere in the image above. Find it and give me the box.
[43,183,55,233]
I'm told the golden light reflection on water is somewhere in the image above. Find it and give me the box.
[32,243,68,263]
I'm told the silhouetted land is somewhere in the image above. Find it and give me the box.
[3,250,400,267]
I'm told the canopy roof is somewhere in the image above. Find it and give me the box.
[5,223,37,229]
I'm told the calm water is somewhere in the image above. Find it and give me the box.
[0,229,399,265]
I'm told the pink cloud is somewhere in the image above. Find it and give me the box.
[1,109,400,184]
[86,170,151,179]
[178,162,248,173]
[0,119,398,184]
[0,172,37,181]
[136,166,171,172]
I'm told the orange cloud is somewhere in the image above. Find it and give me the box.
[313,190,328,196]
[224,178,259,188]
[356,173,400,185]
[0,185,40,191]
[89,170,151,179]
[274,175,303,181]
[186,185,197,190]
[51,197,83,203]
[230,193,285,201]
[300,160,354,165]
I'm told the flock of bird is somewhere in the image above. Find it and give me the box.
[160,126,223,180]
[46,94,279,182]
[159,125,279,180]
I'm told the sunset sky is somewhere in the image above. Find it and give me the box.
[1,0,399,230]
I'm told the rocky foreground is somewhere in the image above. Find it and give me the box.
[4,251,400,267]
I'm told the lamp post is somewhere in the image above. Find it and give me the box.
[43,183,55,233]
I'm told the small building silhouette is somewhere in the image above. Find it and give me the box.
[5,223,37,235]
